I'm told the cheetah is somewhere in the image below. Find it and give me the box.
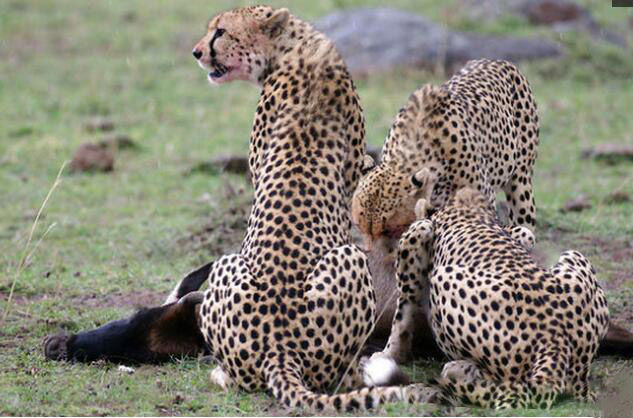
[352,59,539,246]
[366,188,609,409]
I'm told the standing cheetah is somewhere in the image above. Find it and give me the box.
[352,59,539,245]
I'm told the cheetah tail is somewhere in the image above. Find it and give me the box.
[265,362,443,412]
[427,376,557,410]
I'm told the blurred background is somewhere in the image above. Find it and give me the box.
[1,1,633,415]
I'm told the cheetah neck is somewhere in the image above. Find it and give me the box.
[260,17,344,85]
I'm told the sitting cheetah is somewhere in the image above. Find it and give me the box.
[352,59,539,245]
[367,188,609,409]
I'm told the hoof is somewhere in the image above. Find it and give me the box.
[43,333,70,361]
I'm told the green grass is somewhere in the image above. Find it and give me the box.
[1,0,633,415]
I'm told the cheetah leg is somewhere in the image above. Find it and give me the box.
[503,173,536,229]
[504,225,535,251]
[521,342,570,409]
[338,359,366,391]
[569,365,596,403]
[378,218,434,365]
[198,254,264,392]
[550,250,608,403]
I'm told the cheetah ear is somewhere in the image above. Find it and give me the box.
[410,168,431,189]
[410,166,439,202]
[361,155,375,175]
[262,8,289,37]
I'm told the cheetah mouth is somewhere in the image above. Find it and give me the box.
[207,61,236,82]
[209,66,229,79]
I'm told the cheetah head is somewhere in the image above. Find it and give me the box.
[192,6,289,85]
[352,160,438,247]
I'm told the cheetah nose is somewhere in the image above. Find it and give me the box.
[192,49,202,60]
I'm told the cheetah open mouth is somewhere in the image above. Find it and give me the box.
[209,66,229,79]
[209,69,226,78]
[208,61,235,82]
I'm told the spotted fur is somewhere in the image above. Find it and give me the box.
[352,59,539,243]
[381,188,609,409]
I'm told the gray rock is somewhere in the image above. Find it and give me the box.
[314,7,563,75]
[315,8,456,74]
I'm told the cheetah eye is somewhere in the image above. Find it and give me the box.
[411,173,424,188]
[215,28,226,37]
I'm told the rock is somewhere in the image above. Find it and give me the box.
[605,191,631,205]
[70,143,114,173]
[314,8,563,76]
[517,0,584,25]
[446,33,562,67]
[185,154,251,177]
[97,133,139,151]
[581,144,633,164]
[315,8,456,75]
[83,116,115,133]
[561,195,592,212]
[517,0,627,47]
[185,146,382,177]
